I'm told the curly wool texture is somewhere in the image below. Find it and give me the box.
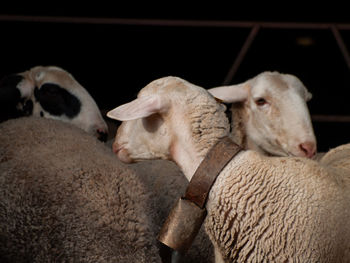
[184,90,230,158]
[0,117,161,263]
[205,150,350,262]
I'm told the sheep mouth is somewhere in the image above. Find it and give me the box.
[112,143,125,155]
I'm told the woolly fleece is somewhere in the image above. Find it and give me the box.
[0,117,161,263]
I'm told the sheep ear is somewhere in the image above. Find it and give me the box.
[305,91,312,102]
[208,83,249,103]
[107,95,166,121]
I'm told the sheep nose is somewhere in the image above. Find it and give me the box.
[299,141,316,158]
[97,128,108,142]
[112,142,133,163]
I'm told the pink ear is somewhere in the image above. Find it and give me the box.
[107,95,165,121]
[208,83,249,103]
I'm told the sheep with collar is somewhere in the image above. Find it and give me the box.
[0,117,161,263]
[0,65,108,141]
[108,76,350,263]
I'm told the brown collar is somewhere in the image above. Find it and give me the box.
[158,137,242,259]
[184,136,242,208]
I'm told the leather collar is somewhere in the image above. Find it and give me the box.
[184,136,242,208]
[158,137,242,261]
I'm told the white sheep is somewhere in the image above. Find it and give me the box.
[108,76,350,263]
[0,117,161,263]
[0,65,108,141]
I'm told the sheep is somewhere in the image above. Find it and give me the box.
[0,117,161,263]
[107,71,317,262]
[0,65,108,141]
[208,71,316,158]
[108,76,350,263]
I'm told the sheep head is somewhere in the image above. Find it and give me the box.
[208,71,316,158]
[0,66,108,141]
[108,76,229,179]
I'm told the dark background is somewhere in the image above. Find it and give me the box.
[1,5,350,152]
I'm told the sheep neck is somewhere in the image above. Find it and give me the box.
[184,137,242,208]
[171,132,231,182]
[170,99,231,181]
[231,103,262,153]
[230,103,247,148]
[171,137,205,181]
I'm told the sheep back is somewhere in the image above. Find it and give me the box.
[206,150,350,262]
[0,117,161,263]
[320,143,350,174]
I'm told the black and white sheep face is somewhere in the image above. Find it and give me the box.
[0,66,108,141]
[208,71,317,158]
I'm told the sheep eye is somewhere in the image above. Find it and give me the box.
[255,98,267,106]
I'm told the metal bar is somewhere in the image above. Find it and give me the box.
[331,25,350,72]
[222,25,260,85]
[259,22,332,30]
[312,114,350,123]
[0,15,256,27]
[2,15,350,30]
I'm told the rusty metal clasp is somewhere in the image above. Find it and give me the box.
[158,197,207,254]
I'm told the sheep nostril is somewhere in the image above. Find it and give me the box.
[112,142,133,163]
[97,129,108,142]
[299,142,316,158]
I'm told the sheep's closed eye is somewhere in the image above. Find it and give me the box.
[255,98,267,106]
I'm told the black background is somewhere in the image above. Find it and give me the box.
[1,4,350,152]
